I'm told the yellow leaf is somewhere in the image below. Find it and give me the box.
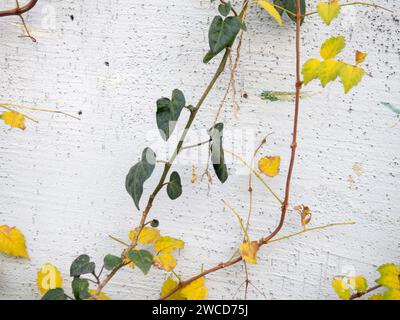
[369,294,383,300]
[317,1,341,26]
[1,111,26,130]
[376,263,400,289]
[154,236,184,254]
[355,50,367,65]
[154,253,177,272]
[302,59,321,85]
[0,225,29,258]
[37,263,63,295]
[239,241,259,264]
[129,227,160,244]
[354,276,368,294]
[318,59,344,87]
[181,277,208,300]
[258,156,281,177]
[383,289,400,300]
[320,36,346,60]
[332,278,351,300]
[340,64,365,94]
[257,1,283,26]
[160,277,185,300]
[88,290,110,300]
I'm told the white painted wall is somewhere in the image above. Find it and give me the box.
[0,0,399,300]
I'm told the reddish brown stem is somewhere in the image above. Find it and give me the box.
[161,0,303,300]
[350,284,382,300]
[0,0,38,17]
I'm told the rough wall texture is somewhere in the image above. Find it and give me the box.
[0,0,399,300]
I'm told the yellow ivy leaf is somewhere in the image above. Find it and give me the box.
[354,276,368,294]
[154,236,184,254]
[129,227,160,244]
[317,1,341,26]
[383,289,400,300]
[302,59,321,85]
[257,1,283,26]
[37,263,63,295]
[160,277,185,300]
[88,290,110,300]
[332,278,351,300]
[376,263,400,289]
[355,50,367,65]
[369,294,384,300]
[1,111,26,130]
[239,241,260,264]
[318,59,344,87]
[320,36,346,60]
[0,225,29,258]
[154,253,177,272]
[181,277,208,300]
[258,156,281,177]
[340,64,365,94]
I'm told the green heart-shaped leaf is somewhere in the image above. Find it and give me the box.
[70,254,96,277]
[208,123,228,183]
[41,288,67,300]
[127,250,153,275]
[104,254,123,271]
[72,277,89,300]
[125,147,156,210]
[167,171,182,200]
[156,89,186,141]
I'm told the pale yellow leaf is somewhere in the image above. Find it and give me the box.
[376,263,400,289]
[332,278,351,300]
[340,63,365,94]
[239,241,259,264]
[160,277,185,300]
[258,156,281,177]
[383,289,400,300]
[154,253,177,272]
[1,111,26,130]
[180,277,208,300]
[320,36,346,60]
[302,59,321,85]
[88,290,110,300]
[0,225,29,258]
[129,227,160,244]
[257,1,283,26]
[154,236,184,254]
[317,1,341,26]
[369,294,384,300]
[354,276,368,294]
[37,263,63,294]
[318,59,344,87]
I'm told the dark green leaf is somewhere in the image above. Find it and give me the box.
[41,288,67,300]
[218,2,231,17]
[204,16,241,63]
[156,89,186,141]
[72,277,89,300]
[104,254,122,271]
[125,147,156,210]
[70,254,96,277]
[127,250,153,275]
[167,171,182,200]
[273,0,306,24]
[208,123,228,183]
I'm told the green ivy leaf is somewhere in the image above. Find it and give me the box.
[70,254,96,277]
[167,171,182,200]
[125,147,156,210]
[208,123,228,183]
[204,15,241,63]
[41,288,67,300]
[156,89,186,141]
[273,0,306,24]
[104,254,123,271]
[218,2,231,17]
[127,250,153,275]
[72,277,89,300]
